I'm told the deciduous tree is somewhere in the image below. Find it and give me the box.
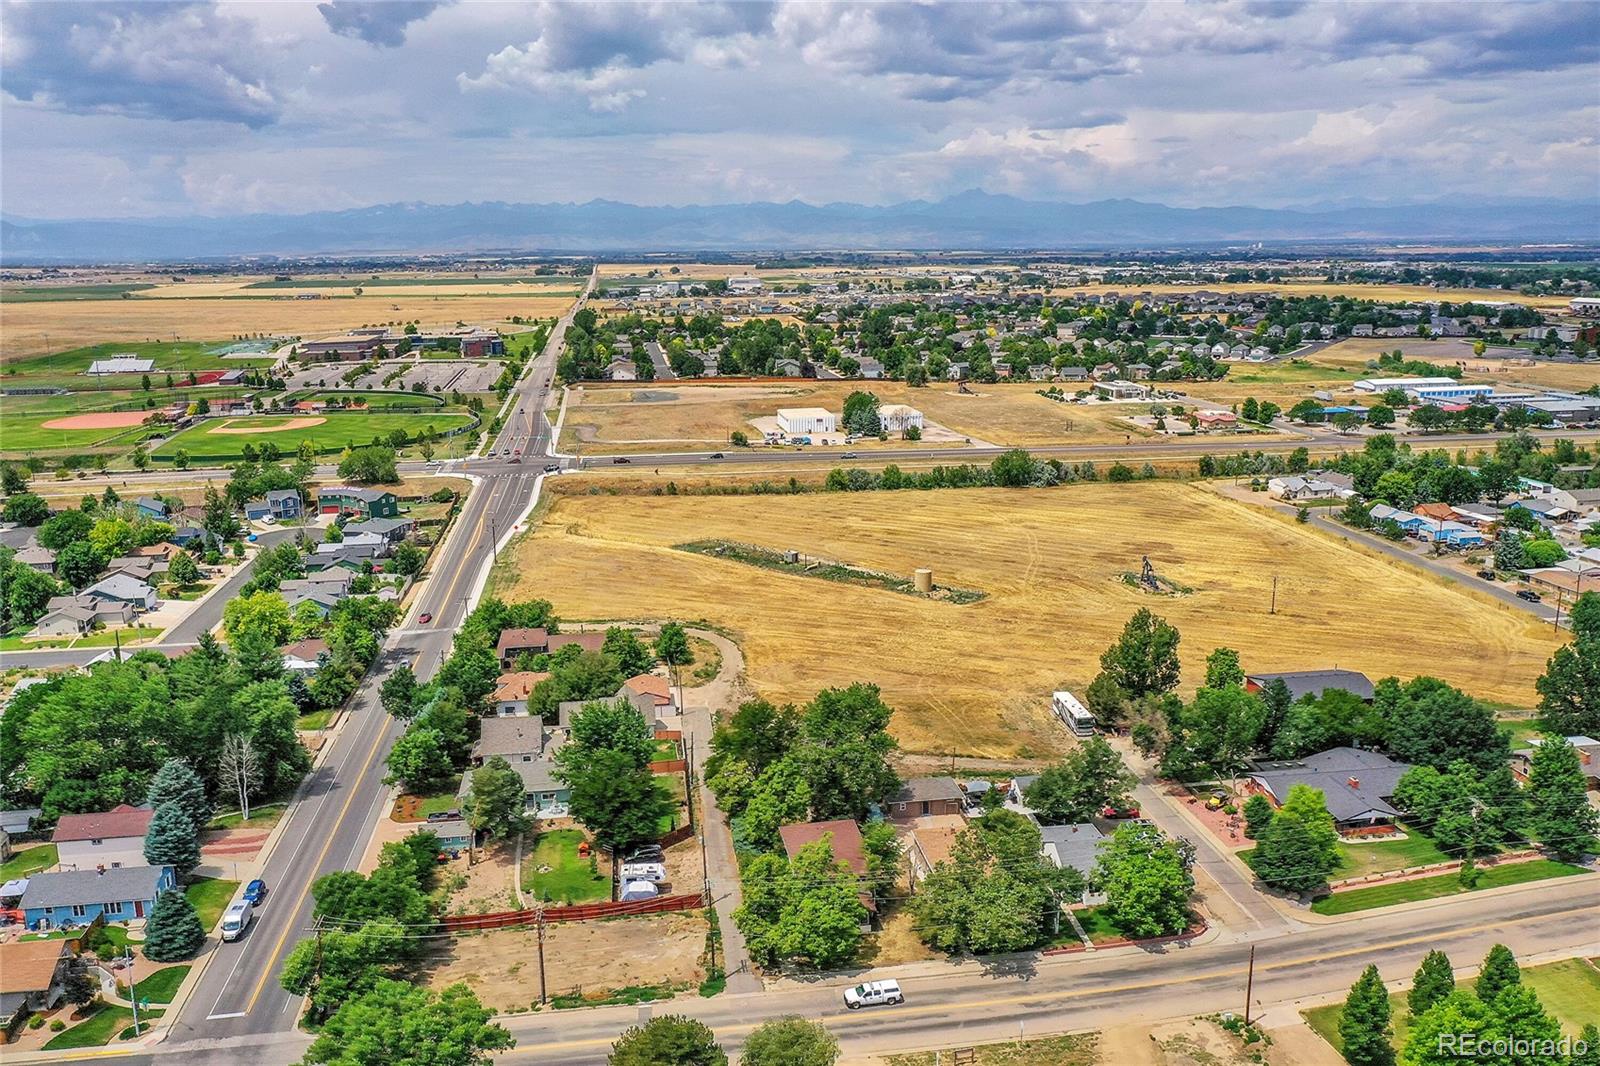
[609,1015,726,1066]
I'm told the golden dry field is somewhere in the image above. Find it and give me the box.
[557,380,1255,453]
[1311,338,1600,392]
[499,481,1557,757]
[0,287,577,358]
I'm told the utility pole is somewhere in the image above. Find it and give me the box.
[1269,575,1278,615]
[683,731,696,834]
[1243,944,1256,1026]
[126,948,141,1037]
[535,903,548,1006]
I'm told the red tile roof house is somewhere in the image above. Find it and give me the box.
[52,804,154,872]
[620,674,676,719]
[491,671,550,717]
[778,819,877,930]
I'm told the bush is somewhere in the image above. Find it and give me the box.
[50,1019,66,1032]
[28,1015,45,1030]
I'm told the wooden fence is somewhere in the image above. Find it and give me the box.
[438,892,703,932]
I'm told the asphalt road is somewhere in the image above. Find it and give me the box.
[117,877,1600,1065]
[151,272,591,1044]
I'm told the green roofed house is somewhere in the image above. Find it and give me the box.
[315,485,399,519]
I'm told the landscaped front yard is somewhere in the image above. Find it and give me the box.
[185,878,240,932]
[40,1005,163,1050]
[1310,860,1589,915]
[124,965,191,1005]
[208,803,287,831]
[1331,828,1453,880]
[393,777,462,822]
[521,829,610,904]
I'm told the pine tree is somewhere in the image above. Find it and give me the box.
[1571,1024,1600,1066]
[143,889,205,961]
[1525,736,1600,861]
[144,759,213,832]
[1408,950,1455,1016]
[1474,944,1520,1004]
[1338,964,1395,1066]
[1242,794,1275,839]
[142,801,201,876]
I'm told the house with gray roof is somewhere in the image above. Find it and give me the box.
[1244,669,1374,703]
[1245,747,1412,828]
[82,574,157,612]
[20,865,177,928]
[886,777,965,822]
[465,718,569,815]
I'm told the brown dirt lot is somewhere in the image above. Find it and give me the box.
[561,381,1220,453]
[496,481,1556,758]
[1045,281,1567,310]
[419,910,708,1012]
[40,411,151,430]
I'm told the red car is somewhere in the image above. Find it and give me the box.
[417,612,433,624]
[1101,804,1141,819]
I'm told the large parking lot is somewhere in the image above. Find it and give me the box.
[285,358,502,394]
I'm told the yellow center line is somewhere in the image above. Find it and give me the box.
[242,480,501,1014]
[497,900,1596,1057]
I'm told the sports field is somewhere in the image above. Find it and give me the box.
[148,411,476,463]
[497,481,1557,757]
[0,388,257,455]
[559,381,1254,453]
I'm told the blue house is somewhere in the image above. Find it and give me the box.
[244,490,303,522]
[134,497,170,521]
[19,865,176,930]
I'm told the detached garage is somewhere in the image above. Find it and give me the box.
[776,407,836,436]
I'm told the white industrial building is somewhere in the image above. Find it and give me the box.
[776,407,836,435]
[1410,383,1495,403]
[1352,376,1461,393]
[878,404,924,432]
[727,275,764,294]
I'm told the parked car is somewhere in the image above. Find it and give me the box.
[619,861,667,883]
[243,879,268,905]
[1101,804,1141,819]
[625,845,664,865]
[1476,569,1497,580]
[843,979,903,1009]
[426,809,461,823]
[1516,589,1542,602]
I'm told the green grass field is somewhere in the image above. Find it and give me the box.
[185,877,240,932]
[0,843,57,879]
[1,340,273,380]
[1310,860,1589,915]
[243,276,577,289]
[0,284,158,303]
[1331,829,1454,880]
[148,411,475,463]
[125,964,190,1005]
[285,390,447,409]
[42,1005,138,1050]
[521,828,611,904]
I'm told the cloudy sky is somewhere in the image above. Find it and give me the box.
[2,0,1597,219]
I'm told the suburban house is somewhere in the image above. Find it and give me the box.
[14,544,56,574]
[134,497,169,521]
[280,637,330,675]
[20,865,178,929]
[315,486,400,519]
[345,517,414,546]
[619,674,676,719]
[491,671,549,717]
[82,574,158,612]
[886,777,966,822]
[31,595,137,638]
[777,819,876,929]
[1267,476,1347,501]
[493,627,606,668]
[1511,736,1599,791]
[0,939,75,1030]
[1038,823,1108,904]
[52,804,155,872]
[464,718,569,815]
[279,574,352,616]
[244,489,304,522]
[1244,747,1413,829]
[1244,669,1375,703]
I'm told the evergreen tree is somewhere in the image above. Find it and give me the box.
[1338,965,1395,1066]
[1242,794,1274,839]
[143,800,201,876]
[144,758,213,830]
[1474,944,1520,1004]
[1408,950,1455,1017]
[143,889,205,961]
[1258,677,1294,751]
[1525,735,1600,861]
[1246,784,1338,893]
[1571,1024,1600,1066]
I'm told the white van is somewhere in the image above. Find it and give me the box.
[618,861,667,884]
[220,899,253,942]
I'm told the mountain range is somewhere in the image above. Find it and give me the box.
[4,191,1597,262]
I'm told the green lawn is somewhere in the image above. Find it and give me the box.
[1311,861,1589,915]
[0,626,161,652]
[41,1004,149,1050]
[149,412,475,463]
[1303,958,1600,1051]
[125,965,190,1005]
[1332,828,1454,880]
[521,829,611,904]
[285,390,447,410]
[0,283,158,302]
[185,878,240,932]
[208,803,287,831]
[0,843,57,879]
[296,709,335,731]
[652,737,680,761]
[1070,906,1129,945]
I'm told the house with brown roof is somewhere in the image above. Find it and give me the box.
[620,674,676,719]
[904,813,966,883]
[496,627,549,667]
[280,637,330,675]
[52,804,154,872]
[886,777,966,822]
[0,939,75,1029]
[778,818,875,929]
[492,671,549,717]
